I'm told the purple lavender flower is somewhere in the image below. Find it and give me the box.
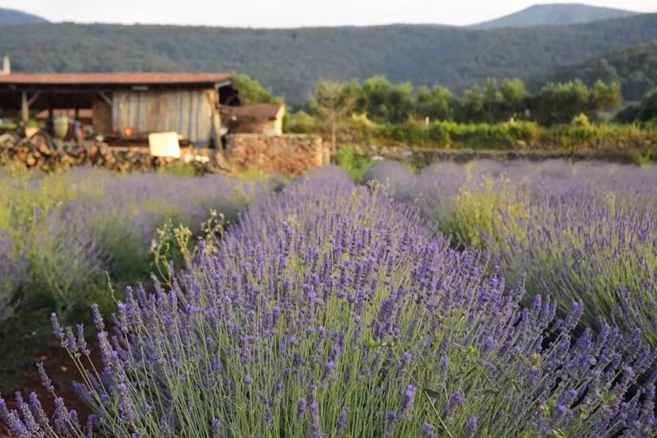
[91,304,105,331]
[465,416,478,438]
[212,418,222,438]
[336,409,348,437]
[309,401,324,438]
[37,362,54,392]
[401,383,417,420]
[297,399,307,420]
[445,391,465,415]
[422,422,435,438]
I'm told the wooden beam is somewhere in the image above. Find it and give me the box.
[27,91,41,106]
[21,91,29,123]
[98,92,112,106]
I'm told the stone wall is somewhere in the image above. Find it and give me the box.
[224,134,327,176]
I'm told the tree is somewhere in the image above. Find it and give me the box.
[530,80,592,125]
[230,73,283,105]
[591,80,623,111]
[458,85,485,123]
[414,86,454,121]
[500,79,527,120]
[310,81,358,158]
[482,79,504,123]
[637,89,657,122]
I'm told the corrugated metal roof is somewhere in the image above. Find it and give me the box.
[0,72,231,86]
[219,104,285,121]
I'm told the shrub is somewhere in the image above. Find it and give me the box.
[3,169,656,437]
[334,147,372,182]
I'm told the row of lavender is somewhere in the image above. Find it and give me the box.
[2,165,655,436]
[364,159,657,348]
[0,167,274,322]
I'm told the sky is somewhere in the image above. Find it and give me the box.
[3,0,656,28]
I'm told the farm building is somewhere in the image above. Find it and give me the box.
[36,109,94,127]
[0,72,241,147]
[219,103,286,136]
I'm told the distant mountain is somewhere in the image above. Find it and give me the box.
[1,14,657,102]
[534,42,657,101]
[470,3,637,29]
[0,7,48,24]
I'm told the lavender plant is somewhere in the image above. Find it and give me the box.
[3,167,655,437]
[0,231,29,322]
[367,160,657,347]
[0,167,269,315]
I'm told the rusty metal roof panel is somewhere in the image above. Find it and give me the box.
[219,103,285,121]
[0,73,231,86]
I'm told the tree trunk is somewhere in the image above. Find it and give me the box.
[331,119,336,161]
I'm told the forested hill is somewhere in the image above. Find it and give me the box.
[1,14,657,102]
[534,42,657,101]
[470,3,636,29]
[0,7,47,24]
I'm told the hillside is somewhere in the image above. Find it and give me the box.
[0,7,47,24]
[535,42,657,101]
[470,3,637,29]
[1,14,657,102]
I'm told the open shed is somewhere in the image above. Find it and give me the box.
[219,103,286,136]
[0,72,241,146]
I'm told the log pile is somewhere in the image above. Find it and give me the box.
[0,134,228,174]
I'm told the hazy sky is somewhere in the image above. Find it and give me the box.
[3,0,656,28]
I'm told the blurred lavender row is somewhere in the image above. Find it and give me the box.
[364,159,657,346]
[0,167,272,320]
[3,166,655,436]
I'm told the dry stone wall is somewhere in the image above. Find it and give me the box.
[0,133,327,176]
[224,134,327,176]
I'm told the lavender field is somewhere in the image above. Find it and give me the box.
[1,162,657,437]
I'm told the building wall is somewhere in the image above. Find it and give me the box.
[224,134,326,176]
[111,88,219,145]
[92,97,112,135]
[230,120,280,136]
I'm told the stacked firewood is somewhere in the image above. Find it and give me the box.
[0,134,217,173]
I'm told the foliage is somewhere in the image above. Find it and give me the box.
[0,168,269,318]
[2,15,657,102]
[301,76,624,131]
[366,159,657,349]
[310,81,359,156]
[3,168,656,437]
[536,42,657,101]
[229,72,283,105]
[334,147,372,182]
[284,111,317,134]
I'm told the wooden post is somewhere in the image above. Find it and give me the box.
[21,91,29,123]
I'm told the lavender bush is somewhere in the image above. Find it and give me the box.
[0,231,29,322]
[365,160,657,347]
[3,167,655,437]
[0,167,269,315]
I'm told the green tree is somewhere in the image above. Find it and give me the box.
[530,80,592,125]
[482,79,504,123]
[414,86,454,121]
[500,79,527,120]
[360,76,414,124]
[310,81,358,157]
[637,89,657,122]
[459,85,485,123]
[230,72,283,104]
[591,80,623,111]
